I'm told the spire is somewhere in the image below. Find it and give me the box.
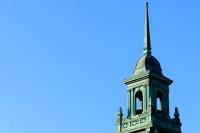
[117,107,123,117]
[143,0,151,55]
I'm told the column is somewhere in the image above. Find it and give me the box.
[143,86,147,111]
[131,90,135,116]
[146,128,151,133]
[128,90,131,117]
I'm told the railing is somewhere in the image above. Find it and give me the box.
[121,114,180,131]
[122,115,151,130]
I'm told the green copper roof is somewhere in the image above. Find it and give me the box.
[134,1,163,76]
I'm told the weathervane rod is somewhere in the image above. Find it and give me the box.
[143,0,151,55]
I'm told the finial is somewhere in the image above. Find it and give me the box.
[143,0,152,55]
[174,107,180,119]
[174,107,181,123]
[146,0,149,8]
[118,107,123,116]
[117,107,123,132]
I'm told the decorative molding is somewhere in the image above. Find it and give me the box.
[121,115,151,131]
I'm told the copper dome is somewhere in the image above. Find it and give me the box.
[134,54,162,75]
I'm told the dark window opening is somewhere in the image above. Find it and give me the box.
[135,91,143,114]
[157,98,161,110]
[156,91,163,114]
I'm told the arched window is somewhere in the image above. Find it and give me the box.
[156,91,163,113]
[135,91,143,114]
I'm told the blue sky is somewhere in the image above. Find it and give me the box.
[0,0,199,132]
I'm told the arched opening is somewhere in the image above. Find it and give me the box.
[156,91,163,113]
[135,91,143,114]
[136,98,141,110]
[157,98,161,110]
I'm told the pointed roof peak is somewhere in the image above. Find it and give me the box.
[146,0,148,5]
[143,0,151,55]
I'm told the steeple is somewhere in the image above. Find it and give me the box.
[116,1,182,133]
[134,1,163,76]
[143,1,151,55]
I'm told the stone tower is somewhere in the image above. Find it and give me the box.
[116,2,182,133]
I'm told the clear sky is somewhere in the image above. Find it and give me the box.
[0,0,199,133]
